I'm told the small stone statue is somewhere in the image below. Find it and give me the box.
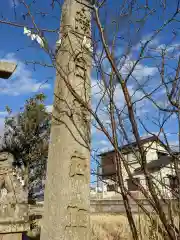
[0,152,28,226]
[0,152,16,204]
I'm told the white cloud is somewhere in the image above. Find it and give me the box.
[155,43,180,52]
[92,54,157,120]
[0,116,6,138]
[99,140,109,146]
[0,112,9,137]
[91,78,104,99]
[168,140,179,152]
[120,56,157,82]
[92,137,112,152]
[155,43,180,59]
[46,105,53,113]
[92,79,144,109]
[91,75,147,132]
[91,55,159,152]
[133,34,159,51]
[0,111,8,117]
[100,146,112,153]
[91,125,97,135]
[0,53,50,96]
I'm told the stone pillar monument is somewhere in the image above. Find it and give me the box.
[0,152,29,240]
[40,0,92,239]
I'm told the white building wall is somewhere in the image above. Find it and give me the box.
[144,141,168,162]
[101,141,174,198]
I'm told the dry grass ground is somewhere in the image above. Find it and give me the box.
[90,214,164,240]
[29,213,178,239]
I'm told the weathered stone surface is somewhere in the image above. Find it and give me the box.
[0,233,22,240]
[0,152,29,233]
[40,1,92,239]
[0,222,29,234]
[0,62,17,79]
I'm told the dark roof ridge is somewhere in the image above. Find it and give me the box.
[99,135,159,156]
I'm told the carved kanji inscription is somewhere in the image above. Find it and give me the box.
[75,8,90,35]
[69,151,87,177]
[66,206,88,227]
[74,55,87,79]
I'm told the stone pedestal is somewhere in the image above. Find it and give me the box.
[0,203,30,233]
[0,233,22,240]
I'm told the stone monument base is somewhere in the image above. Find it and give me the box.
[0,222,29,233]
[0,233,22,240]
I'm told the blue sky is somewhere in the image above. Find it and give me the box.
[0,0,59,129]
[0,0,180,186]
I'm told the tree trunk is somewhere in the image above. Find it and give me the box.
[40,0,92,239]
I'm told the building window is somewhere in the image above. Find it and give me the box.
[169,175,179,192]
[127,178,140,191]
[157,151,168,158]
[107,184,118,192]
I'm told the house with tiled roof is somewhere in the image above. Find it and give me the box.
[97,136,179,198]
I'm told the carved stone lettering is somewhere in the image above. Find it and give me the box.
[74,56,87,79]
[75,8,90,35]
[69,196,88,210]
[70,152,87,177]
[67,207,88,227]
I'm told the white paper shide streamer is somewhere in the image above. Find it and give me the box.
[24,27,44,48]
